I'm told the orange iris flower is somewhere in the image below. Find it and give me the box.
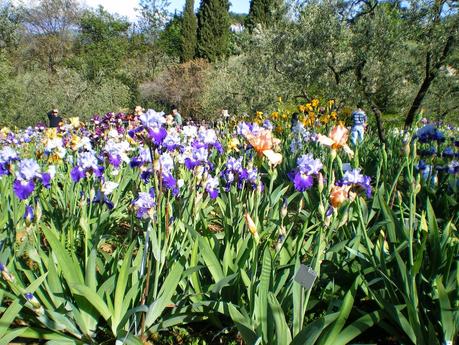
[244,129,283,166]
[317,125,354,157]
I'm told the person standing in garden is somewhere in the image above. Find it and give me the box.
[172,105,183,127]
[350,106,367,145]
[47,108,62,128]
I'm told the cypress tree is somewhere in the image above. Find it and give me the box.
[196,0,230,62]
[247,0,282,31]
[181,0,197,62]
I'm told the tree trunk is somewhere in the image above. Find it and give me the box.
[368,100,386,145]
[404,74,434,129]
[404,34,455,129]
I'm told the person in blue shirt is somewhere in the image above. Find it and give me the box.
[350,106,367,145]
[47,109,62,128]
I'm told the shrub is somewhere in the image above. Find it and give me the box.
[140,59,212,120]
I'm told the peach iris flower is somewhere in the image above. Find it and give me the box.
[330,185,350,208]
[317,125,354,157]
[329,185,356,208]
[244,129,283,166]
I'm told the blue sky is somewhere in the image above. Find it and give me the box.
[83,0,250,21]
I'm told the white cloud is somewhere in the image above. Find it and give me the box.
[81,0,139,21]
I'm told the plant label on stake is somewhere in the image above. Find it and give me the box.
[294,265,317,290]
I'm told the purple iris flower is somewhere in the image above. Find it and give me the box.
[194,147,208,162]
[184,147,209,170]
[245,168,259,185]
[128,127,143,139]
[146,126,167,145]
[236,122,250,135]
[162,173,179,196]
[415,125,445,143]
[130,147,152,169]
[442,147,454,158]
[140,170,152,183]
[78,152,98,170]
[92,191,114,210]
[130,157,143,168]
[417,160,427,171]
[109,155,122,167]
[104,140,129,168]
[0,164,8,176]
[12,159,51,199]
[41,172,51,188]
[293,172,314,192]
[199,129,218,145]
[13,180,35,200]
[0,146,17,176]
[23,205,34,223]
[70,167,85,182]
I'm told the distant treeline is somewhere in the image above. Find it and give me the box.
[0,0,458,130]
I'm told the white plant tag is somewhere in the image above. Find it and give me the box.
[294,264,317,290]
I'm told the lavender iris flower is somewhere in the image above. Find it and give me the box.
[226,157,243,173]
[0,147,18,163]
[163,132,182,151]
[297,154,323,175]
[289,154,323,192]
[342,169,364,184]
[205,176,219,199]
[0,147,18,176]
[448,161,459,174]
[339,168,372,197]
[132,189,156,218]
[17,159,41,181]
[159,153,174,173]
[263,120,274,130]
[71,151,103,182]
[140,109,166,128]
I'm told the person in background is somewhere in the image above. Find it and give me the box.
[172,105,182,126]
[350,105,367,145]
[291,112,299,129]
[222,109,229,122]
[47,109,62,128]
